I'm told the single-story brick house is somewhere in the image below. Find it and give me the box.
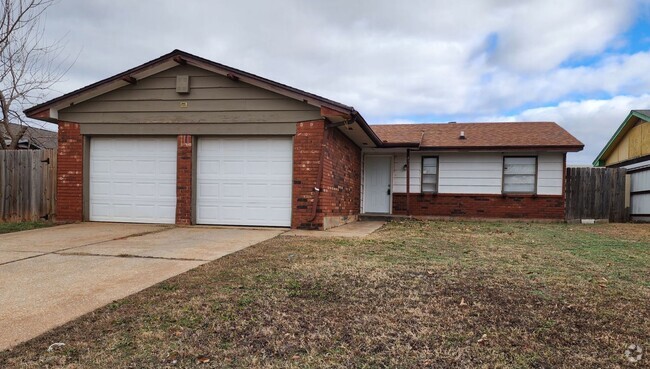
[25,50,583,229]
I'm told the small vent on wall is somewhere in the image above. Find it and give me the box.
[176,75,190,94]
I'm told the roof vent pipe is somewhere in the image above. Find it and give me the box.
[459,131,466,139]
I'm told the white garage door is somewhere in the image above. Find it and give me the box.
[197,137,292,226]
[89,137,177,223]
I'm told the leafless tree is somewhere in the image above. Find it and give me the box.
[1,0,68,149]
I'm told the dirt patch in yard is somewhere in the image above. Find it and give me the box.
[1,220,649,368]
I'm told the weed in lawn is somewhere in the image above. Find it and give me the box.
[158,282,178,292]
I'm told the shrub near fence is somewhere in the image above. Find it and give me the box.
[565,167,628,222]
[0,149,57,222]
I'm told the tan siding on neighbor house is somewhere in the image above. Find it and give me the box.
[605,120,650,166]
[58,65,321,125]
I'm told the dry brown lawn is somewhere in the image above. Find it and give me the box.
[1,220,649,368]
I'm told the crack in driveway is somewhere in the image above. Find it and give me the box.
[0,227,174,266]
[56,251,209,262]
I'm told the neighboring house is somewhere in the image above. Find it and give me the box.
[3,123,57,149]
[593,110,650,221]
[24,50,583,229]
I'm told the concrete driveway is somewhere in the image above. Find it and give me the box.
[0,223,283,351]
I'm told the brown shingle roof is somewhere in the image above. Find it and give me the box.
[370,122,583,151]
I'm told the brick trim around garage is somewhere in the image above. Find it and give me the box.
[176,135,193,225]
[292,120,325,229]
[56,122,84,222]
[291,120,362,229]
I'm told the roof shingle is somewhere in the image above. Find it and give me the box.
[370,122,583,151]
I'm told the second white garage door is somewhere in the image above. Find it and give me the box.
[196,137,293,227]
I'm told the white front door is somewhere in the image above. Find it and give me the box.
[89,137,177,224]
[196,137,293,227]
[364,156,391,214]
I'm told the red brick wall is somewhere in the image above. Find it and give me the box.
[292,120,325,229]
[291,120,362,229]
[56,122,83,222]
[176,135,192,225]
[53,120,360,228]
[320,126,361,223]
[393,193,565,220]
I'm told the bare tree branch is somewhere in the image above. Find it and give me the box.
[1,0,68,149]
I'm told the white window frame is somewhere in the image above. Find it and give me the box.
[421,156,439,193]
[502,156,538,194]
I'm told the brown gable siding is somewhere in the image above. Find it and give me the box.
[58,65,321,125]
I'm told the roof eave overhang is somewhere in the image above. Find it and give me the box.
[350,111,384,147]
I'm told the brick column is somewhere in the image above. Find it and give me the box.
[175,135,192,225]
[56,122,83,222]
[292,120,325,229]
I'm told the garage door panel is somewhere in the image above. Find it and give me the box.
[90,137,177,224]
[197,137,292,226]
[134,183,157,196]
[223,161,245,175]
[136,160,156,174]
[199,160,220,175]
[222,183,246,199]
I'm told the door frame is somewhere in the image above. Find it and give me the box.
[362,154,393,214]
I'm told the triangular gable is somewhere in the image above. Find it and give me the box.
[593,110,650,166]
[25,49,383,147]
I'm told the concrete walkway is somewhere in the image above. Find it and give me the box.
[0,223,282,351]
[285,220,385,238]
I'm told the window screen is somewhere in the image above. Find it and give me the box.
[503,157,537,193]
[421,157,438,193]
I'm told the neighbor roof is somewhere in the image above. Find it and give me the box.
[593,109,650,166]
[371,122,584,151]
[3,123,57,149]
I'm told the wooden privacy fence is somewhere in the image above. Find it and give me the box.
[565,167,628,222]
[0,149,57,222]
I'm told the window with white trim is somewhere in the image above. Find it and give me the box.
[503,156,537,194]
[421,156,438,193]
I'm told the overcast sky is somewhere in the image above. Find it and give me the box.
[36,0,650,164]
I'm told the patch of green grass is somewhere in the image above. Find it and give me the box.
[157,282,178,291]
[0,221,54,234]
